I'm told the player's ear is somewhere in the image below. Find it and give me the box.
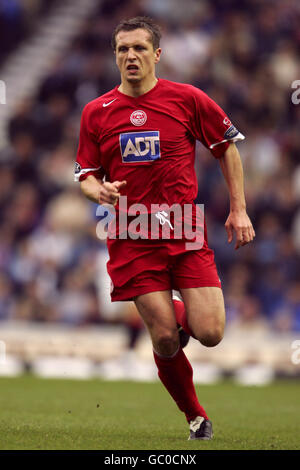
[154,48,162,64]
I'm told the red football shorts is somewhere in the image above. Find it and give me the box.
[106,238,221,302]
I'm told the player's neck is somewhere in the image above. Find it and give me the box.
[118,77,158,98]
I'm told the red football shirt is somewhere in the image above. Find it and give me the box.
[75,78,244,239]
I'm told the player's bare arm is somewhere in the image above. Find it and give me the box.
[80,174,127,206]
[218,143,255,250]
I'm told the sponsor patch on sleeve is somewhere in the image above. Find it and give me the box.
[75,162,81,174]
[224,125,239,140]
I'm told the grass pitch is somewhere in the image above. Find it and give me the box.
[0,375,299,450]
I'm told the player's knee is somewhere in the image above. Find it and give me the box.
[198,324,224,347]
[154,330,179,356]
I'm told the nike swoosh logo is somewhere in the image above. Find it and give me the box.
[103,98,117,107]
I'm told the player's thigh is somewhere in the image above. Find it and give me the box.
[179,286,225,344]
[134,290,178,349]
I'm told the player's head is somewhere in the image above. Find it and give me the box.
[112,17,162,85]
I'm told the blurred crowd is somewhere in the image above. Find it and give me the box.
[0,0,57,66]
[0,0,300,334]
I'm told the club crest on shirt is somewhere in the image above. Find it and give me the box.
[120,131,160,163]
[130,110,147,126]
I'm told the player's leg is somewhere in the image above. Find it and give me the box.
[172,246,224,346]
[134,290,178,356]
[179,286,225,347]
[134,290,209,425]
[107,238,211,438]
[172,291,194,339]
[134,289,192,351]
[166,247,223,439]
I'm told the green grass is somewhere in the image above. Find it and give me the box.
[0,376,299,450]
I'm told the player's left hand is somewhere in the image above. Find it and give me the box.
[225,210,255,250]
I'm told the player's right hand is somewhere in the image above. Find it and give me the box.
[99,180,127,206]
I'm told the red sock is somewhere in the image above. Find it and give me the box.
[153,347,209,422]
[172,299,195,338]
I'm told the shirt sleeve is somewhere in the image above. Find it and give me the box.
[74,103,105,182]
[190,87,245,158]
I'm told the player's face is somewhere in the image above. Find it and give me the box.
[115,29,161,85]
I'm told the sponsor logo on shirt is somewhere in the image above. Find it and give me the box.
[224,124,239,140]
[130,110,147,126]
[103,98,117,107]
[120,131,160,163]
